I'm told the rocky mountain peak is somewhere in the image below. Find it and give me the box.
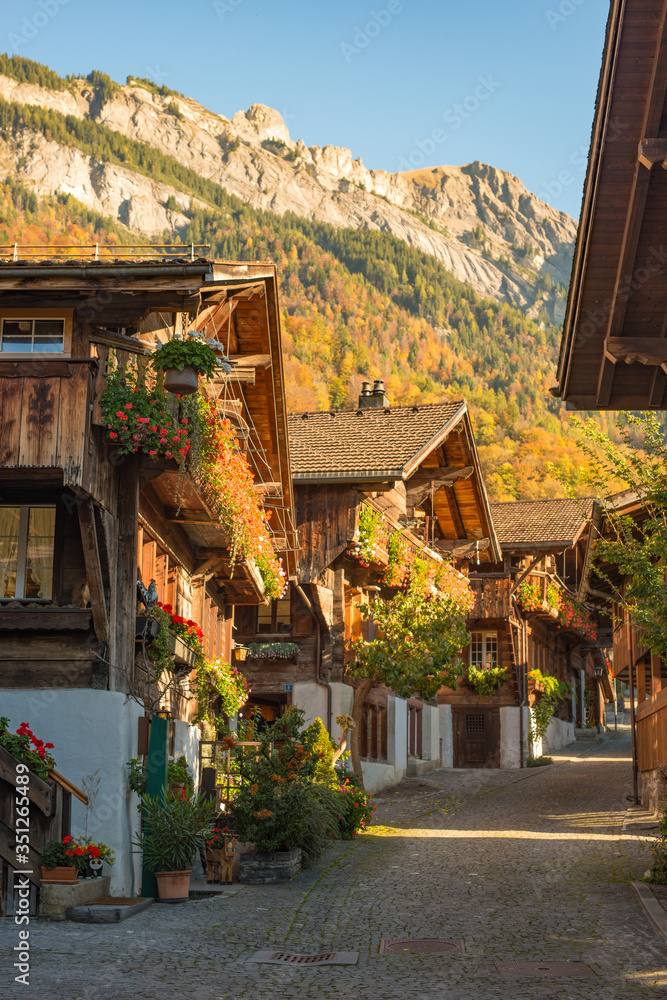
[0,68,577,317]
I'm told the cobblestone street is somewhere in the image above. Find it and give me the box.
[3,730,665,1000]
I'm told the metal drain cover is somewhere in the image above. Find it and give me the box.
[380,939,465,955]
[249,950,358,965]
[495,960,596,978]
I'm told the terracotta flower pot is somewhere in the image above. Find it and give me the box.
[40,865,79,884]
[155,869,192,901]
[163,365,199,395]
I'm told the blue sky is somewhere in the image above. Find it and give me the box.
[6,0,609,219]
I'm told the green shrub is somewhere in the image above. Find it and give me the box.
[231,708,342,864]
[646,837,667,884]
[526,755,553,767]
[134,791,215,872]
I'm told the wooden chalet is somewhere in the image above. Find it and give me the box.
[555,0,667,409]
[234,383,500,792]
[439,497,607,768]
[578,492,667,808]
[0,254,296,896]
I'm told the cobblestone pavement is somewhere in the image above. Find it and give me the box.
[2,729,666,1000]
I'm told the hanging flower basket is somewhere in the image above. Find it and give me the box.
[150,338,229,396]
[163,365,199,395]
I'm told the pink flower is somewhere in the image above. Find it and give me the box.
[137,416,150,424]
[109,432,118,439]
[149,450,157,456]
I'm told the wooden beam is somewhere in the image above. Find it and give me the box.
[510,555,542,596]
[433,537,490,557]
[605,336,667,368]
[227,353,272,369]
[88,329,148,355]
[77,497,109,643]
[444,487,466,538]
[597,4,667,405]
[406,466,474,507]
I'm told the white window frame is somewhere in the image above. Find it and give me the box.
[470,631,498,668]
[0,505,56,601]
[0,309,72,357]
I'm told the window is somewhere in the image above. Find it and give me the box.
[470,631,498,668]
[257,595,291,634]
[0,507,56,599]
[1,318,65,353]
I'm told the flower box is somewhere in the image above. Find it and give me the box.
[239,849,301,884]
[170,635,198,669]
[40,865,78,884]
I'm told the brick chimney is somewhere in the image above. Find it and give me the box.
[358,379,390,409]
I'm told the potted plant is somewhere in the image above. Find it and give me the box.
[167,755,194,798]
[150,337,228,395]
[40,837,79,883]
[134,791,216,901]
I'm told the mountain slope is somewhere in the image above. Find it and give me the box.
[0,60,576,319]
[0,58,604,501]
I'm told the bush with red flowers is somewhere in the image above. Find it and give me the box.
[100,357,286,601]
[0,717,55,779]
[335,768,375,839]
[156,602,204,652]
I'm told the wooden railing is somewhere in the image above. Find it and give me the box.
[469,576,511,620]
[0,746,86,916]
[636,687,667,772]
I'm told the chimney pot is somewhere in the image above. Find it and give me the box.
[358,377,390,409]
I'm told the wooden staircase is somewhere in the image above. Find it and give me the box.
[0,745,87,916]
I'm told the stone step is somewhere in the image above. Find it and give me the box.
[67,896,153,923]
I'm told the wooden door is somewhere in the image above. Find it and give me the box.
[453,707,500,768]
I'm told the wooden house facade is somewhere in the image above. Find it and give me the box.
[0,256,296,895]
[437,498,606,769]
[234,386,501,791]
[578,493,667,809]
[555,0,667,806]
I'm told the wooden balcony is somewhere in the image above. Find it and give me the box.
[469,576,511,620]
[0,359,94,487]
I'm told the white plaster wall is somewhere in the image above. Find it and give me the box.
[387,696,407,780]
[292,681,328,731]
[172,720,201,786]
[2,690,143,896]
[421,705,440,762]
[543,717,575,754]
[361,761,400,794]
[439,704,453,768]
[500,706,531,768]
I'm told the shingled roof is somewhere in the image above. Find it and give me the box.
[490,498,594,548]
[288,402,466,482]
